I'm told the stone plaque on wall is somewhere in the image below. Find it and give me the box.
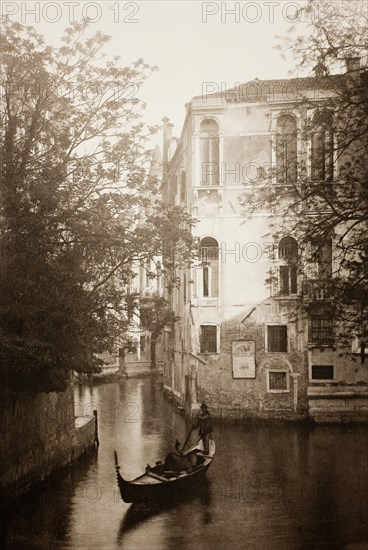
[232,340,256,378]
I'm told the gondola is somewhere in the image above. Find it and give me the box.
[114,438,215,504]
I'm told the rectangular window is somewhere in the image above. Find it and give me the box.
[267,325,288,352]
[201,138,219,185]
[203,266,209,297]
[211,261,219,297]
[310,318,333,345]
[279,266,297,295]
[267,370,289,392]
[311,365,334,380]
[325,131,334,182]
[200,325,217,353]
[312,238,332,278]
[311,131,325,181]
[311,131,334,182]
[280,265,289,294]
[276,134,297,183]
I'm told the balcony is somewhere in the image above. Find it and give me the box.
[302,279,334,301]
[140,287,163,298]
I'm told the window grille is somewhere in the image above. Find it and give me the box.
[310,318,334,345]
[269,371,288,390]
[200,325,217,353]
[267,325,288,352]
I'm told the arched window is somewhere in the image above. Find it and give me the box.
[278,237,298,295]
[278,236,298,260]
[200,119,219,186]
[276,115,297,183]
[311,110,333,182]
[200,237,219,297]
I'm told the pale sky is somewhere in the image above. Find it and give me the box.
[4,1,312,141]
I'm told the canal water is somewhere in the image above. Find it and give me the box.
[2,377,368,550]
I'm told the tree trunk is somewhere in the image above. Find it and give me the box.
[151,339,157,369]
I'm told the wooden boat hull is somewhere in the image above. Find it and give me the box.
[115,439,215,504]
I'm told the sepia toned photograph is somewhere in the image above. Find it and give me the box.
[1,1,367,548]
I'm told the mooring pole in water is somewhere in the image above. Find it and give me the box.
[114,450,120,470]
[93,409,100,447]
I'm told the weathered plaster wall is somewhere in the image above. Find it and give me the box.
[0,384,95,504]
[195,303,308,420]
[308,348,368,422]
[162,87,368,424]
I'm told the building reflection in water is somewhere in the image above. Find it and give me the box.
[2,378,368,550]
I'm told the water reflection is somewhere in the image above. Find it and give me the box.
[2,378,368,550]
[118,480,212,540]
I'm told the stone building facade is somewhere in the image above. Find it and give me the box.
[123,146,165,376]
[0,383,96,504]
[160,66,368,422]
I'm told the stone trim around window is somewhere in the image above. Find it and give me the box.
[266,369,290,393]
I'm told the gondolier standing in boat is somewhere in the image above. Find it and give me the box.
[194,403,212,455]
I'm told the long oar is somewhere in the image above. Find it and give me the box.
[180,410,201,455]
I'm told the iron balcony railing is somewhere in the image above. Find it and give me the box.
[302,279,334,301]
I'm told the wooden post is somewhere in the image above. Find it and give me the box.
[151,338,157,369]
[93,409,100,447]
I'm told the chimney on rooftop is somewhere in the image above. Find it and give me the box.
[313,59,328,77]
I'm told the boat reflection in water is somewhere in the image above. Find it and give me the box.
[118,479,213,541]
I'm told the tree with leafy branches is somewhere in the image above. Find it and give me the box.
[241,0,368,352]
[0,20,197,392]
[139,296,178,370]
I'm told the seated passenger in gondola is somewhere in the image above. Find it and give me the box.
[162,440,199,473]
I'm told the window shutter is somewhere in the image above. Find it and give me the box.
[276,134,285,183]
[209,138,219,185]
[211,260,219,297]
[201,139,210,184]
[290,266,298,294]
[286,132,297,182]
[319,239,332,278]
[203,266,209,297]
[312,131,325,181]
[325,130,334,181]
[280,266,290,294]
